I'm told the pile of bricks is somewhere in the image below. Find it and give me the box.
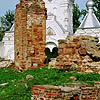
[31,84,100,100]
[54,35,100,73]
[14,0,47,71]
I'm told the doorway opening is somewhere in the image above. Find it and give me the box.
[44,47,58,64]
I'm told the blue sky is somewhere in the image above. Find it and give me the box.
[76,0,87,9]
[0,0,87,16]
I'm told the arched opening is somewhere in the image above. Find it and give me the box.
[47,27,54,35]
[44,47,58,64]
[44,48,51,64]
[52,47,58,58]
[46,42,57,52]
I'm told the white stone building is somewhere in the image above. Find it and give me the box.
[75,0,100,40]
[0,0,74,60]
[0,25,14,60]
[45,0,74,51]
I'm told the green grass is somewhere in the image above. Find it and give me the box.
[0,65,100,100]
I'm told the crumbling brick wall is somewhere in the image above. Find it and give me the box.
[55,35,100,73]
[31,85,63,100]
[31,85,100,100]
[81,86,99,100]
[14,0,47,71]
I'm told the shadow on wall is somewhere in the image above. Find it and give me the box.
[70,94,80,100]
[44,47,58,64]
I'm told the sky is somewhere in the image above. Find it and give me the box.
[0,0,87,16]
[76,0,87,9]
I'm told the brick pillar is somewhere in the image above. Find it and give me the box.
[14,0,47,71]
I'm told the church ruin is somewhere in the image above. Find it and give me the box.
[0,0,74,60]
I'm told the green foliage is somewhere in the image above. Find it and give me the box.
[0,10,14,31]
[93,0,100,10]
[0,27,5,41]
[73,4,82,33]
[0,10,14,41]
[0,66,100,99]
[81,9,87,19]
[74,72,100,82]
[0,68,30,100]
[0,32,4,41]
[92,0,100,22]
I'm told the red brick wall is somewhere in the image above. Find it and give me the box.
[81,86,99,100]
[31,85,63,100]
[55,36,100,73]
[31,85,100,100]
[14,0,46,71]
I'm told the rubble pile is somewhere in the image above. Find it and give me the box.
[0,59,13,68]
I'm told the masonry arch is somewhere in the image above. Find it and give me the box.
[45,42,58,64]
[46,42,57,52]
[47,27,55,35]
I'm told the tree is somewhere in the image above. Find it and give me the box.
[0,27,5,41]
[73,4,82,33]
[0,10,14,31]
[0,10,14,41]
[92,0,100,22]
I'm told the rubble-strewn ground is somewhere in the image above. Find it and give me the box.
[1,65,100,99]
[53,35,100,73]
[0,58,13,68]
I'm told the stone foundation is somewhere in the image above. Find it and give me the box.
[14,0,47,71]
[31,84,100,100]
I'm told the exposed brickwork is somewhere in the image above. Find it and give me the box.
[55,35,100,73]
[31,85,63,100]
[14,0,46,71]
[31,85,100,100]
[81,86,99,100]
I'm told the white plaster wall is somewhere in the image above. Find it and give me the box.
[0,42,5,58]
[1,32,14,60]
[44,0,74,35]
[45,0,74,52]
[46,15,68,51]
[75,28,100,43]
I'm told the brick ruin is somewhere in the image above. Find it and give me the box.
[14,0,47,71]
[52,35,100,73]
[13,1,100,99]
[31,84,100,100]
